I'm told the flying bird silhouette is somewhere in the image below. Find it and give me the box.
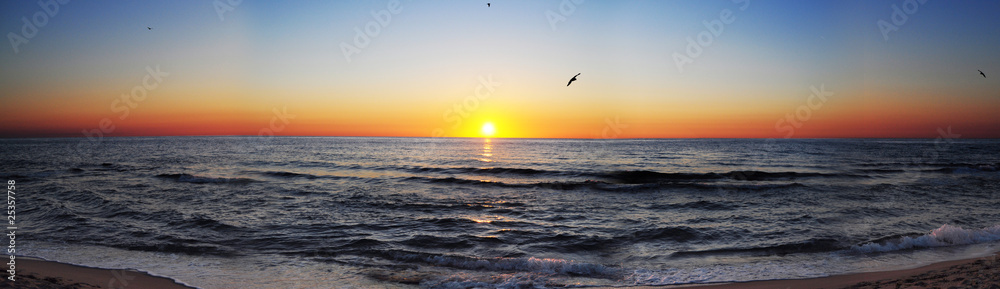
[487,3,490,7]
[147,27,152,30]
[567,73,580,86]
[979,70,986,78]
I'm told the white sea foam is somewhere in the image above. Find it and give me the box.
[419,255,613,276]
[851,224,1000,253]
[624,260,836,286]
[18,241,400,289]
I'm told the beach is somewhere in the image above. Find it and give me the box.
[10,257,193,289]
[7,253,997,288]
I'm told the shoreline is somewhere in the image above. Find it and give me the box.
[622,253,1000,289]
[5,253,998,289]
[8,256,195,289]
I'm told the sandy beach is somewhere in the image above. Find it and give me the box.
[6,257,193,289]
[3,253,995,288]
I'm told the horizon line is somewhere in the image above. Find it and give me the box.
[1,135,996,140]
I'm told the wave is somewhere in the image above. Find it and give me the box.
[403,165,559,176]
[858,168,906,173]
[384,251,616,277]
[629,226,707,243]
[404,175,806,192]
[244,170,362,181]
[167,215,243,232]
[440,169,857,184]
[604,170,862,183]
[850,224,1000,253]
[860,162,1000,172]
[118,239,238,256]
[669,224,1000,258]
[672,238,844,258]
[404,176,612,190]
[0,170,62,181]
[625,261,831,286]
[364,252,619,288]
[155,173,257,184]
[378,163,866,182]
[648,200,741,211]
[923,166,1000,174]
[387,225,719,254]
[261,171,317,178]
[247,166,866,188]
[401,235,476,249]
[420,168,858,183]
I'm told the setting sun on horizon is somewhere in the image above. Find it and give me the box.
[2,1,999,139]
[481,122,497,138]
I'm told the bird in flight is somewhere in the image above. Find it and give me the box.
[487,3,490,7]
[147,27,152,30]
[567,73,580,86]
[979,70,986,78]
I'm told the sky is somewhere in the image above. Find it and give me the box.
[1,0,998,138]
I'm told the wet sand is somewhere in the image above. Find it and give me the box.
[5,257,193,289]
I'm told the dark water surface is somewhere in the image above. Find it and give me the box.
[2,137,998,288]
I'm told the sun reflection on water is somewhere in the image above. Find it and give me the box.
[479,138,493,163]
[467,215,506,224]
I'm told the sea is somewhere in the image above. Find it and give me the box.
[1,137,999,288]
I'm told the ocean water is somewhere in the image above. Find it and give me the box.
[2,137,999,288]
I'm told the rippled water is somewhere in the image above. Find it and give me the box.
[2,137,999,288]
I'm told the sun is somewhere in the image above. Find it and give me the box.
[480,122,496,137]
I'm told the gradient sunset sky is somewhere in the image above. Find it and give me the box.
[2,0,998,138]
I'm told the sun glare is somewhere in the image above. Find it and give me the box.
[481,122,496,137]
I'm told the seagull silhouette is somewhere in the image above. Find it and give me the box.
[567,73,580,86]
[979,70,986,78]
